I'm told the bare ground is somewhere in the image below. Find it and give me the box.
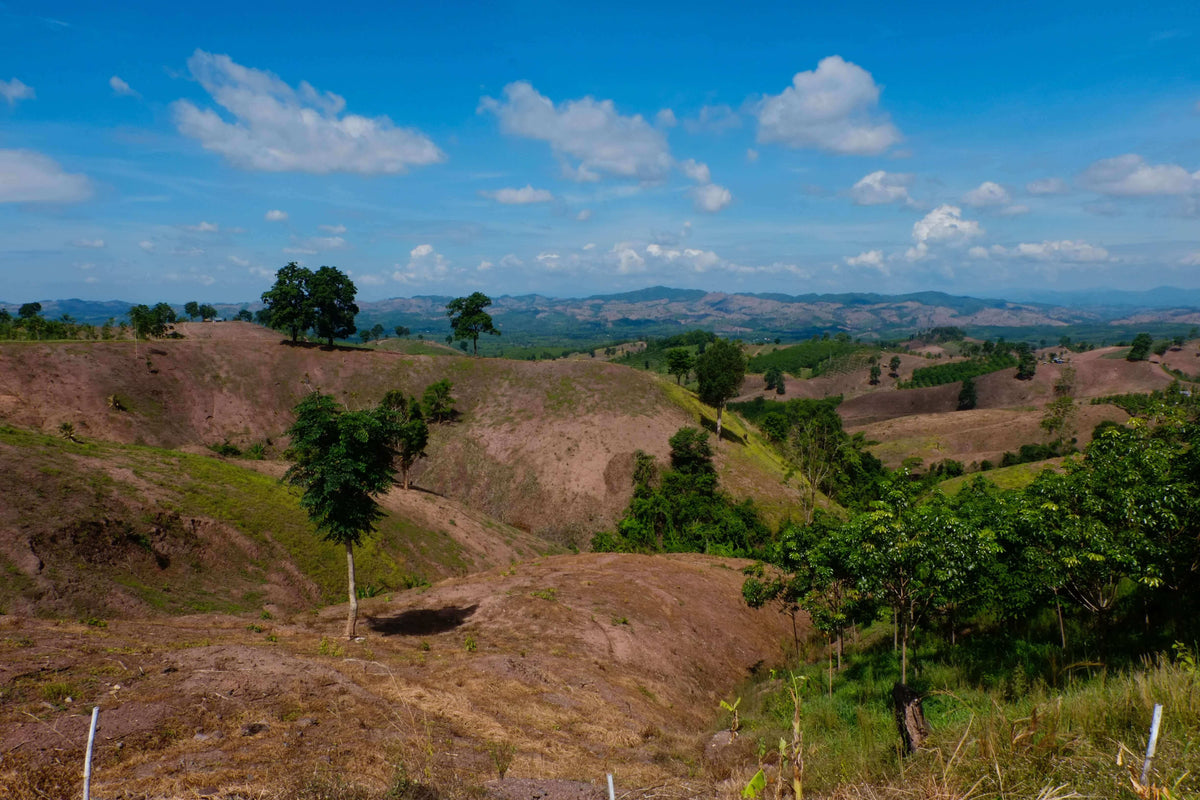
[0,553,796,799]
[0,324,791,543]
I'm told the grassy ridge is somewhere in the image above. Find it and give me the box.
[0,425,453,616]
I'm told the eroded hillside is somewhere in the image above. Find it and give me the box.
[0,322,803,543]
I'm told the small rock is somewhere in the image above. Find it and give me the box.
[240,722,270,737]
[295,717,318,728]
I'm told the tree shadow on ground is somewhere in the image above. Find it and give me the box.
[367,604,478,636]
[279,339,371,353]
[698,415,746,446]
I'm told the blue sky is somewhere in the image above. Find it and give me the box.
[2,0,1199,303]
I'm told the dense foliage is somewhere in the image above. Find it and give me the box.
[899,352,1017,388]
[260,263,358,345]
[729,396,887,510]
[591,427,770,557]
[747,336,864,377]
[746,407,1200,681]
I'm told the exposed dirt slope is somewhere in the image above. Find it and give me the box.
[0,323,797,542]
[0,426,551,618]
[0,553,795,798]
[852,405,1129,469]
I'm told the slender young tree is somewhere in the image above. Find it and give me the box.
[285,393,401,638]
[694,338,746,442]
[666,348,695,385]
[380,390,429,490]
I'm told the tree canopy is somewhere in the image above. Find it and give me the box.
[128,302,177,339]
[284,392,402,637]
[261,262,315,342]
[446,292,499,354]
[694,338,746,441]
[309,266,359,346]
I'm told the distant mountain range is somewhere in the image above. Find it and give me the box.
[7,286,1200,343]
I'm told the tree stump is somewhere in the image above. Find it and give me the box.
[892,682,930,754]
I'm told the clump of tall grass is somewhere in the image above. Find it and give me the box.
[733,645,1199,799]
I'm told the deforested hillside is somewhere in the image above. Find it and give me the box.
[0,425,552,618]
[0,322,803,542]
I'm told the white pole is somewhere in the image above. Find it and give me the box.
[607,772,615,800]
[83,706,99,800]
[1140,703,1163,787]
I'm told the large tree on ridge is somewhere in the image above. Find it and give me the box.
[309,266,359,346]
[261,262,315,342]
[446,292,499,354]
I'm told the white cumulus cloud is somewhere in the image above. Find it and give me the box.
[479,81,672,182]
[680,159,711,184]
[692,182,732,212]
[655,108,677,128]
[994,240,1111,262]
[907,204,982,261]
[1080,154,1200,196]
[109,76,138,97]
[482,184,554,204]
[393,243,452,284]
[576,208,592,221]
[756,56,900,155]
[265,209,288,221]
[138,240,155,252]
[0,78,35,106]
[844,249,886,268]
[187,221,219,232]
[73,238,105,248]
[173,50,444,174]
[850,171,912,205]
[963,181,1011,207]
[0,149,90,203]
[645,243,722,272]
[319,223,347,233]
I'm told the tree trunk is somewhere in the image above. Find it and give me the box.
[836,632,843,670]
[715,404,724,442]
[401,464,410,490]
[1055,589,1067,650]
[900,619,909,685]
[345,540,358,639]
[892,683,930,754]
[828,637,834,697]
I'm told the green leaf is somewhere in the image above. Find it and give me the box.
[741,769,767,799]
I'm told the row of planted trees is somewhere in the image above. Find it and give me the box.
[744,406,1200,686]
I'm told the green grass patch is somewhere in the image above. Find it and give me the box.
[737,640,1200,798]
[937,459,1063,494]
